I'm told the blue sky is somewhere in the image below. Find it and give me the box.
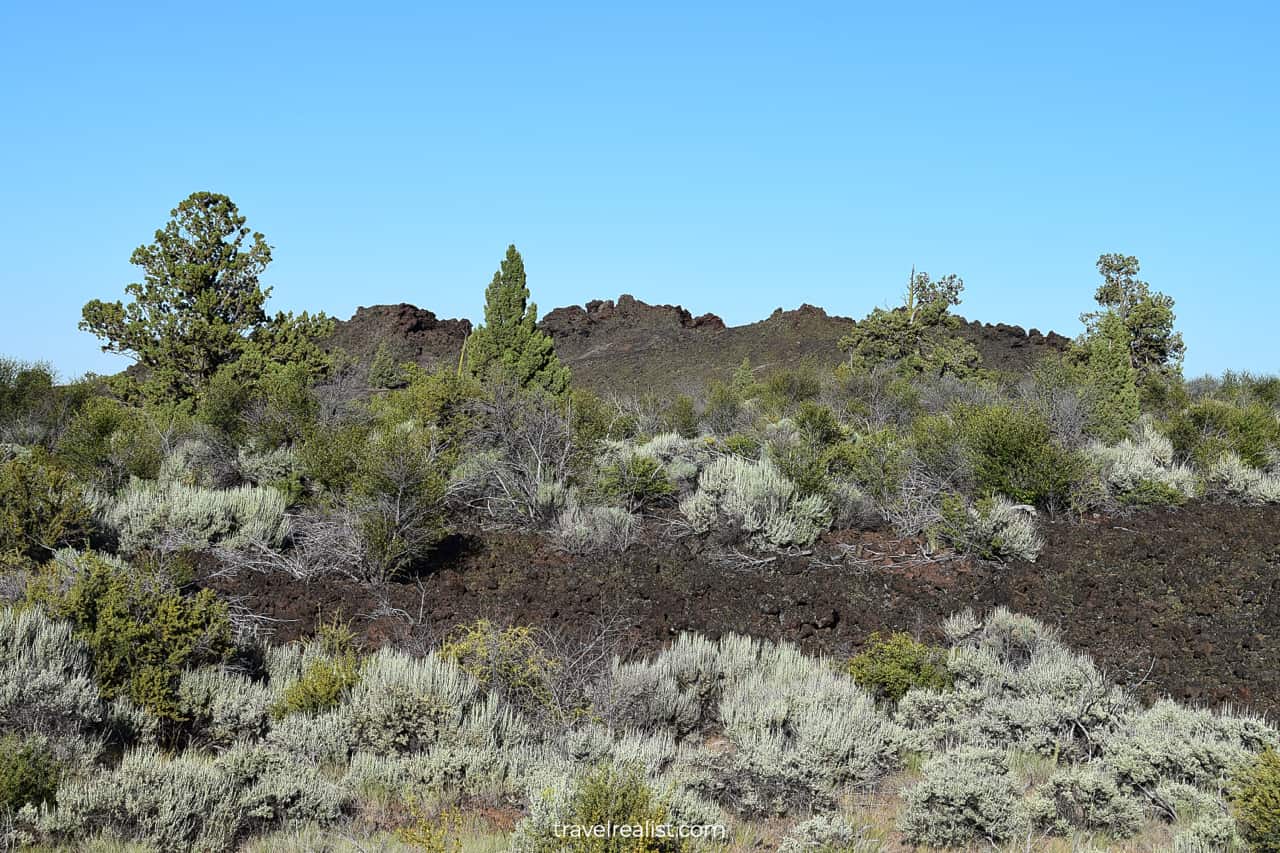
[1,1,1275,379]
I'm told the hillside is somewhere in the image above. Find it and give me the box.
[326,294,1071,391]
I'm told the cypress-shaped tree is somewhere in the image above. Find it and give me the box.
[1080,311,1141,442]
[465,245,570,395]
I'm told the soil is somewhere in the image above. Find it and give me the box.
[202,500,1280,716]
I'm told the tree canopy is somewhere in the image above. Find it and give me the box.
[80,192,332,404]
[838,269,980,378]
[1080,253,1184,392]
[464,244,570,395]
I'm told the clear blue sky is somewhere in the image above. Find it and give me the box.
[1,1,1275,379]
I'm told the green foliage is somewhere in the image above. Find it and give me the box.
[769,407,852,500]
[718,433,761,458]
[1231,747,1280,852]
[844,429,910,507]
[244,362,320,447]
[702,381,743,435]
[561,764,683,852]
[272,621,361,719]
[664,394,700,438]
[1077,311,1142,442]
[839,269,980,379]
[0,453,92,569]
[0,734,60,811]
[372,366,482,450]
[54,396,168,487]
[79,191,331,405]
[0,357,58,441]
[465,244,570,395]
[849,632,952,704]
[31,553,232,721]
[1118,478,1189,508]
[395,800,463,852]
[367,342,407,390]
[348,426,450,580]
[1166,399,1280,470]
[1082,253,1185,398]
[569,387,635,448]
[299,420,370,496]
[440,619,559,714]
[596,454,675,512]
[956,403,1083,508]
[759,367,823,414]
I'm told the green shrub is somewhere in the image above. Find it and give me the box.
[31,553,232,721]
[665,394,700,439]
[349,426,450,580]
[440,619,559,714]
[718,433,761,458]
[299,420,370,495]
[564,764,682,852]
[271,621,361,719]
[843,429,909,507]
[0,453,92,569]
[1166,399,1280,469]
[570,387,636,446]
[957,403,1083,508]
[760,368,823,414]
[595,455,675,512]
[1231,747,1280,852]
[54,396,167,488]
[0,734,60,811]
[849,632,952,704]
[703,381,743,435]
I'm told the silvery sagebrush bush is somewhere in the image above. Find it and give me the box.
[898,747,1027,847]
[1084,418,1198,501]
[102,478,288,551]
[898,608,1135,758]
[680,454,831,549]
[345,648,526,756]
[601,632,903,817]
[551,502,638,553]
[45,744,347,852]
[779,813,884,852]
[1030,763,1145,837]
[1205,451,1280,503]
[0,606,106,763]
[1099,699,1279,790]
[178,666,274,750]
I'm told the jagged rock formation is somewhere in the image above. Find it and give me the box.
[324,296,1069,393]
[325,304,471,374]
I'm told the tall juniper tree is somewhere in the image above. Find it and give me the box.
[80,192,331,405]
[465,244,569,395]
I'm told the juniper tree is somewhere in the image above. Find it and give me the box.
[1079,312,1141,442]
[80,192,332,405]
[465,244,570,395]
[839,269,980,378]
[1081,253,1184,395]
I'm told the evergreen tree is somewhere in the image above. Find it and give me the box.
[1079,311,1141,442]
[465,245,569,395]
[1081,253,1184,395]
[367,342,405,389]
[839,269,980,378]
[80,192,331,404]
